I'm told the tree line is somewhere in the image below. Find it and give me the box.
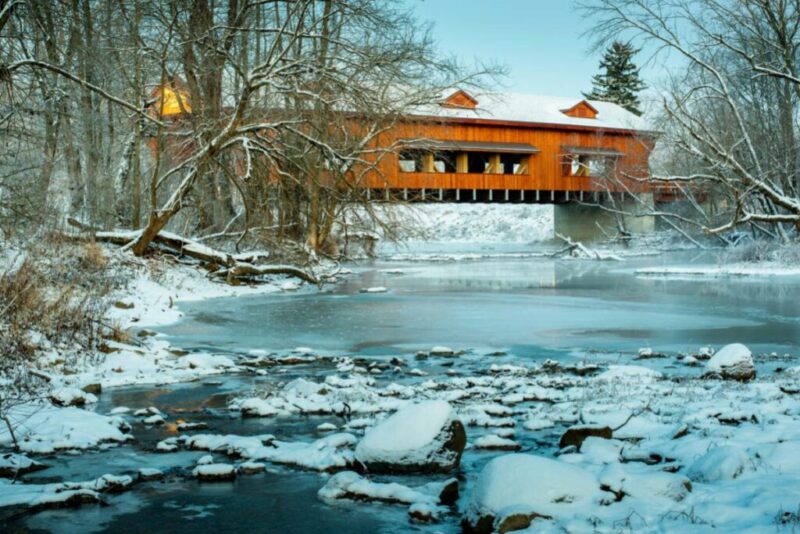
[0,0,489,257]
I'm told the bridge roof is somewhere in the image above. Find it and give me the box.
[413,91,651,133]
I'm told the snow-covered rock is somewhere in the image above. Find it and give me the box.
[473,434,520,451]
[238,461,266,474]
[462,454,600,533]
[0,453,46,478]
[185,432,356,472]
[686,446,749,483]
[49,387,98,407]
[596,365,662,382]
[354,401,466,473]
[193,463,236,481]
[705,343,756,381]
[137,468,164,481]
[0,404,131,454]
[559,425,612,451]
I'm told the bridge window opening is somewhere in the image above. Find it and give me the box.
[500,154,529,175]
[565,154,612,177]
[400,147,532,175]
[468,153,490,173]
[433,152,456,173]
[399,150,423,172]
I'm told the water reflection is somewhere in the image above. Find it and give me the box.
[162,250,800,356]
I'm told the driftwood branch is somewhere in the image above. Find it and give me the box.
[67,218,318,285]
[214,263,319,285]
[552,233,623,261]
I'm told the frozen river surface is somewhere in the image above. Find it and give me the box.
[165,245,800,360]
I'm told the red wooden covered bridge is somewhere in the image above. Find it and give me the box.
[364,89,657,205]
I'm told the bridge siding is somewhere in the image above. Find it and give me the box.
[365,119,654,193]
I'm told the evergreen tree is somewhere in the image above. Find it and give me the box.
[584,41,646,115]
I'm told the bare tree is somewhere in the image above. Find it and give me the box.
[583,0,800,240]
[1,0,489,259]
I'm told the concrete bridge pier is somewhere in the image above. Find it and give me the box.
[554,193,655,242]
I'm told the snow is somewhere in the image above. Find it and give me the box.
[473,434,520,450]
[636,264,800,277]
[319,471,435,505]
[360,286,388,293]
[318,471,453,521]
[414,90,651,132]
[706,343,754,375]
[0,403,131,453]
[391,204,553,244]
[0,453,44,477]
[354,401,453,466]
[596,365,662,382]
[185,432,357,471]
[0,473,133,510]
[464,454,600,526]
[49,387,98,407]
[686,446,750,483]
[192,463,236,479]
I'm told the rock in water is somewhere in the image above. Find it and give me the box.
[705,343,756,381]
[462,454,600,534]
[354,401,466,473]
[193,463,236,481]
[558,425,612,451]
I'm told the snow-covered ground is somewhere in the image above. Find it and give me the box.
[637,262,800,277]
[45,261,289,391]
[401,204,554,243]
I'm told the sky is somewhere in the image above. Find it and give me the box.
[403,0,656,98]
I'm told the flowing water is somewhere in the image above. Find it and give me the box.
[8,243,800,533]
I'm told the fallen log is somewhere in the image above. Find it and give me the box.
[67,218,318,285]
[214,263,319,285]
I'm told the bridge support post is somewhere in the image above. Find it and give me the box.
[554,192,655,242]
[472,189,476,201]
[520,190,525,201]
[403,188,408,201]
[421,188,426,200]
[439,188,443,201]
[505,189,509,201]
[456,189,461,201]
[489,190,493,201]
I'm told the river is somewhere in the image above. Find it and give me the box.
[10,242,800,533]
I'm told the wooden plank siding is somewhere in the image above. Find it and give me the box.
[362,118,655,194]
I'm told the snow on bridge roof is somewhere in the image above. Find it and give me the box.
[412,90,651,133]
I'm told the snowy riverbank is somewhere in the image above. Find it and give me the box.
[3,212,800,531]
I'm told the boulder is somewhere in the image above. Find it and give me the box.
[462,454,600,534]
[354,401,466,473]
[558,425,612,451]
[0,453,46,478]
[193,463,236,481]
[705,343,756,381]
[49,388,98,407]
[81,383,102,395]
[137,468,164,481]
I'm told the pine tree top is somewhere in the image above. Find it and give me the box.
[583,41,646,116]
